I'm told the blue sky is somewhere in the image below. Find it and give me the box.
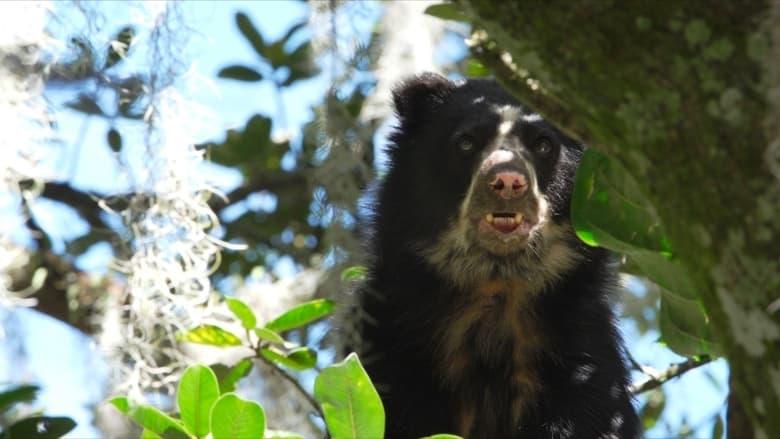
[2,2,728,438]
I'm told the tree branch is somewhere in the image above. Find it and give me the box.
[630,356,712,395]
[210,171,307,213]
[38,181,110,230]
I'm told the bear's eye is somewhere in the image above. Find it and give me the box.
[456,135,476,153]
[535,138,553,155]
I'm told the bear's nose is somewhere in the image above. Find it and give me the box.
[489,171,528,199]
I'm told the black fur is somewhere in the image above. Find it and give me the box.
[356,74,639,439]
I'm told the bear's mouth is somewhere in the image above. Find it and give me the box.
[478,211,537,237]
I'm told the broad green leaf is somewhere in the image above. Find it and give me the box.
[571,149,720,356]
[109,396,130,414]
[235,12,266,57]
[210,359,254,394]
[109,397,190,439]
[423,4,469,22]
[226,297,257,329]
[659,297,722,356]
[218,65,264,82]
[340,266,367,282]
[260,347,316,371]
[210,393,265,439]
[0,384,39,413]
[107,128,122,152]
[265,299,334,333]
[313,353,384,439]
[572,149,670,255]
[3,416,76,439]
[141,429,162,439]
[105,26,135,69]
[265,429,304,439]
[255,327,285,345]
[178,364,220,437]
[179,325,242,347]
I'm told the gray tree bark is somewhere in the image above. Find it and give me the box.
[459,1,780,437]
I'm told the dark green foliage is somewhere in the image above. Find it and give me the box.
[572,149,721,356]
[0,385,76,439]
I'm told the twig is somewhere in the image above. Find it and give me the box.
[247,330,324,420]
[630,355,712,395]
[256,352,324,420]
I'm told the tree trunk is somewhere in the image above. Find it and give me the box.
[460,1,780,436]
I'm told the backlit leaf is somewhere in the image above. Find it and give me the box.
[178,365,220,437]
[210,393,265,439]
[260,347,316,371]
[179,325,242,347]
[313,353,384,439]
[226,297,257,329]
[109,397,190,439]
[210,359,254,394]
[265,299,334,333]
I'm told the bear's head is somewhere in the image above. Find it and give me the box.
[376,73,586,289]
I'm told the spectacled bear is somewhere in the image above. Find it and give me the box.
[356,73,639,439]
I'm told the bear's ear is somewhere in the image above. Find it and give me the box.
[392,73,456,127]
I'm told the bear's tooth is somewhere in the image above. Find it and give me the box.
[515,213,523,223]
[486,213,494,223]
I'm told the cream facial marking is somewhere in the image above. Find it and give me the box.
[492,104,521,146]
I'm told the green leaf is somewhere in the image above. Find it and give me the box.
[0,384,39,414]
[260,347,317,371]
[659,297,722,356]
[211,359,254,394]
[141,429,162,439]
[254,327,285,345]
[179,325,242,347]
[178,365,220,437]
[218,65,264,82]
[265,299,334,333]
[109,397,190,439]
[105,26,135,69]
[340,266,367,282]
[235,12,266,57]
[210,393,265,439]
[3,416,76,439]
[571,149,721,356]
[107,128,122,153]
[313,353,384,439]
[423,4,469,22]
[466,59,490,77]
[226,297,257,329]
[65,94,104,116]
[265,429,304,439]
[572,149,670,255]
